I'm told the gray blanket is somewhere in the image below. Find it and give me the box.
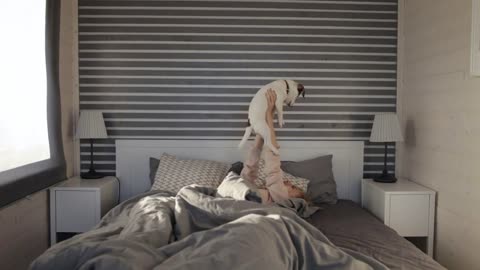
[31,185,388,270]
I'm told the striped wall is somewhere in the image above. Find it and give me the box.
[78,0,398,179]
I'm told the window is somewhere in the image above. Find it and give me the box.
[0,0,65,207]
[0,1,50,172]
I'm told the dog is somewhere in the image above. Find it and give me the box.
[238,79,305,155]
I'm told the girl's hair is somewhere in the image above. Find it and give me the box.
[297,189,306,200]
[294,191,315,206]
[293,187,311,203]
[303,195,313,205]
[290,186,306,200]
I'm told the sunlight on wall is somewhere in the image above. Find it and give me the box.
[0,0,50,172]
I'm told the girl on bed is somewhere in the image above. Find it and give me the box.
[240,89,305,203]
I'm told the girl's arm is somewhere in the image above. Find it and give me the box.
[239,89,275,187]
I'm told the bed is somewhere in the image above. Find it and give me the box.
[308,200,444,270]
[31,140,445,270]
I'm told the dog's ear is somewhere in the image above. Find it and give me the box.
[297,84,305,98]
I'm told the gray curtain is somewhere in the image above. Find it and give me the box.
[0,0,66,207]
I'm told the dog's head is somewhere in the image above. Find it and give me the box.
[283,80,305,107]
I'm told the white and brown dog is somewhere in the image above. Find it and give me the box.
[238,79,305,155]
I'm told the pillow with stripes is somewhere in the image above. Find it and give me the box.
[151,153,229,194]
[254,159,310,193]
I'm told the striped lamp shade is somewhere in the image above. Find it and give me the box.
[76,111,108,139]
[370,113,404,142]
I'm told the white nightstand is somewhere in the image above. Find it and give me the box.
[361,178,436,257]
[49,176,119,245]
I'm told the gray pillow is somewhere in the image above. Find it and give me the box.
[281,155,337,205]
[149,157,160,184]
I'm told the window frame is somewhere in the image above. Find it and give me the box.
[0,0,65,207]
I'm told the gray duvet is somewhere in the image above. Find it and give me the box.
[308,200,446,270]
[31,185,388,270]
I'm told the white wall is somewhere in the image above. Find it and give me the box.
[397,0,480,269]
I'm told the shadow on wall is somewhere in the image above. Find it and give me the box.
[404,119,416,148]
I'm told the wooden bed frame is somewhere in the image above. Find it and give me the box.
[115,140,364,203]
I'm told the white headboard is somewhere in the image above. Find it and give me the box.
[116,140,364,203]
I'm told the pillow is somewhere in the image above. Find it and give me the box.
[254,159,310,193]
[281,155,337,204]
[151,153,229,194]
[149,157,160,184]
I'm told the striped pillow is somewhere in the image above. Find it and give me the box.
[151,153,229,194]
[254,159,309,193]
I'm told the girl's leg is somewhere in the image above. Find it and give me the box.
[264,149,288,202]
[262,89,288,202]
[240,135,263,185]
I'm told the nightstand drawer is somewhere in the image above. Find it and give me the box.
[388,194,430,236]
[50,176,119,245]
[55,190,99,233]
[361,178,436,256]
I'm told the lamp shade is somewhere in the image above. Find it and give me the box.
[75,110,108,139]
[370,113,403,142]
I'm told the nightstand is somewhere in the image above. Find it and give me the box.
[361,178,436,257]
[49,176,119,245]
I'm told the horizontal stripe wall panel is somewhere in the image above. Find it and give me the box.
[78,0,398,178]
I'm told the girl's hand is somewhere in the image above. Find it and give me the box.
[265,89,276,119]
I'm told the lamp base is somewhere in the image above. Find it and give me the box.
[82,139,105,180]
[374,173,397,183]
[373,142,397,183]
[81,171,104,179]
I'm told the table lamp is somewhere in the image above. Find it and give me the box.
[76,110,108,179]
[369,113,404,183]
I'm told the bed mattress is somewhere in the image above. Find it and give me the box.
[307,200,446,270]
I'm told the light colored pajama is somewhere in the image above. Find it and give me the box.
[240,142,289,203]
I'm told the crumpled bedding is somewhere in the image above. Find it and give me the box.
[31,185,388,270]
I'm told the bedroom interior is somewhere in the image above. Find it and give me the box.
[0,0,478,269]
